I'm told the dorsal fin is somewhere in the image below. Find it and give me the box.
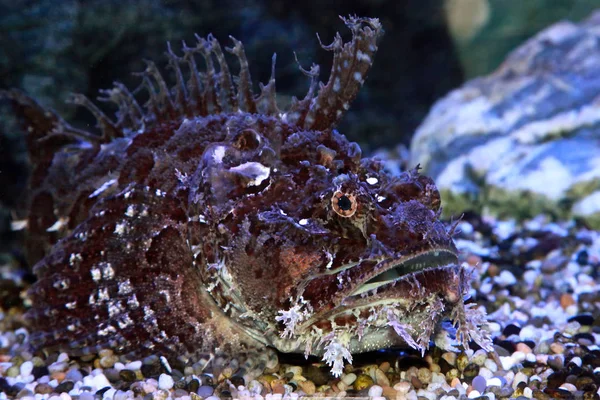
[3,16,383,151]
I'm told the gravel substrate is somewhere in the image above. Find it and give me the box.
[1,213,600,400]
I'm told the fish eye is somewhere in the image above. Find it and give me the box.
[332,191,357,217]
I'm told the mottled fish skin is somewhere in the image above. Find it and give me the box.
[2,17,490,372]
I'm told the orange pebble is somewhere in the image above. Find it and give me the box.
[560,293,576,309]
[466,254,481,267]
[516,342,532,353]
[51,372,66,382]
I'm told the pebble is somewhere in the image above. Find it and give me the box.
[34,383,53,394]
[341,373,356,386]
[487,377,503,387]
[54,380,74,393]
[119,369,137,382]
[64,369,83,382]
[442,352,457,366]
[374,368,389,386]
[394,381,411,394]
[157,373,174,390]
[512,372,528,389]
[297,380,315,395]
[353,374,374,391]
[472,375,487,393]
[558,383,577,392]
[197,385,214,397]
[19,361,33,377]
[368,385,383,397]
[125,361,142,371]
[417,367,432,385]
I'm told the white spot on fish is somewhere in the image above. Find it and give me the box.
[90,178,117,198]
[229,162,270,186]
[69,253,82,266]
[333,77,341,92]
[91,267,101,282]
[125,205,136,217]
[213,145,227,163]
[114,222,126,235]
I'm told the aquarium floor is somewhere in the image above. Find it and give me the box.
[1,213,599,400]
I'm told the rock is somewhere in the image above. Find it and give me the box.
[158,373,174,390]
[354,374,375,391]
[368,385,383,397]
[119,369,137,382]
[411,10,600,229]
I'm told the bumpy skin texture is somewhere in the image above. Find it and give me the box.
[3,17,489,372]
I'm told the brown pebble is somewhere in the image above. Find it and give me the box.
[297,380,316,395]
[411,375,422,390]
[35,383,53,394]
[466,254,482,267]
[379,361,391,373]
[550,342,565,354]
[532,388,551,400]
[50,372,66,383]
[486,263,500,277]
[374,368,390,386]
[382,385,397,399]
[272,383,286,395]
[516,342,532,353]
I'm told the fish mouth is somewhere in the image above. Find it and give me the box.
[347,247,459,299]
[298,246,459,329]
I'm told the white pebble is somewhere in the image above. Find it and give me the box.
[394,381,411,394]
[495,270,516,286]
[559,383,577,392]
[468,390,481,399]
[341,373,357,385]
[484,359,498,373]
[113,362,125,371]
[523,387,533,398]
[90,374,111,391]
[158,373,174,390]
[499,356,515,370]
[368,385,383,397]
[486,377,502,387]
[570,356,582,367]
[512,372,528,389]
[20,361,33,377]
[512,351,526,362]
[125,361,142,370]
[478,367,493,380]
[102,388,116,400]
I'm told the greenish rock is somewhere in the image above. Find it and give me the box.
[412,10,600,229]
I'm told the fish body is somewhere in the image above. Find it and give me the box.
[3,17,490,375]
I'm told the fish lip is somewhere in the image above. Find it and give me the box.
[298,246,459,329]
[346,246,459,298]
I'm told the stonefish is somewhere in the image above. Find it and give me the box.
[4,17,490,376]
